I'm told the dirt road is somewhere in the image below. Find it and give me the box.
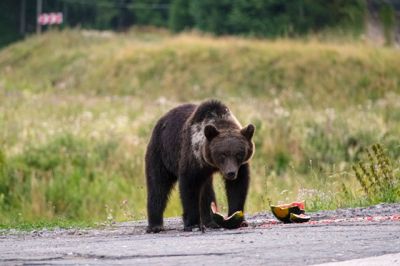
[1,203,400,265]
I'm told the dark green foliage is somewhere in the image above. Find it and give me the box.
[0,0,372,48]
[169,0,193,32]
[379,3,396,45]
[91,1,120,30]
[133,0,171,27]
[229,0,292,37]
[352,144,399,203]
[185,0,367,37]
[0,0,23,47]
[189,0,233,35]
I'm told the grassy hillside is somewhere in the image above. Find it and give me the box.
[2,29,400,104]
[0,29,399,228]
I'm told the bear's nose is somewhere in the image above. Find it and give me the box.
[226,172,236,179]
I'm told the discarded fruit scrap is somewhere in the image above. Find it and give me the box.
[211,202,246,229]
[290,213,311,223]
[271,201,310,223]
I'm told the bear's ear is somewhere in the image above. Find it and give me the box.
[241,124,255,140]
[204,125,220,141]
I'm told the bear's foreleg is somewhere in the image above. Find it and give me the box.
[225,163,250,216]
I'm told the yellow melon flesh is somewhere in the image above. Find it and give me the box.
[270,201,306,223]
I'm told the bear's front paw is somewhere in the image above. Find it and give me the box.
[183,224,201,232]
[146,225,164,233]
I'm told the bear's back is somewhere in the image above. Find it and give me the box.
[148,103,196,175]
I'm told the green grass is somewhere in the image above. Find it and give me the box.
[0,219,93,231]
[352,144,400,203]
[0,29,399,229]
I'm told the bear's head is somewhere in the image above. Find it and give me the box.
[203,124,255,180]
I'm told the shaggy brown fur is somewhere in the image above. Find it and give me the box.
[145,100,255,233]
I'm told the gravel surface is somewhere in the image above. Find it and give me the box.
[1,203,400,265]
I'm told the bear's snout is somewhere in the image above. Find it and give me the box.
[221,159,239,180]
[226,171,236,180]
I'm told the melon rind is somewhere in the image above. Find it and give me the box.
[270,201,306,223]
[211,202,245,229]
[289,213,311,223]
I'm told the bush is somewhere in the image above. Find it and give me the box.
[352,144,399,203]
[169,0,193,32]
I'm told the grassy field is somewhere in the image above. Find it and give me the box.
[0,29,399,228]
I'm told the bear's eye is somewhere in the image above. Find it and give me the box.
[219,153,228,161]
[236,152,245,161]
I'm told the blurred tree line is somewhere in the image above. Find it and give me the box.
[0,0,399,47]
[170,0,367,36]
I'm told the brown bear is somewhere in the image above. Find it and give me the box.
[145,100,255,233]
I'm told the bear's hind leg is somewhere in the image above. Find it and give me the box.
[146,162,176,233]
